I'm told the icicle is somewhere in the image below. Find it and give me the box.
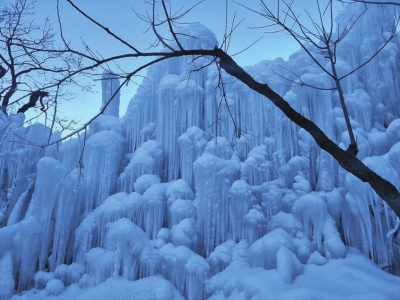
[178,126,209,188]
[0,251,14,300]
[345,89,372,132]
[242,145,272,185]
[157,75,207,181]
[104,218,152,281]
[185,252,210,300]
[83,130,125,213]
[229,180,252,242]
[139,247,161,279]
[160,243,210,300]
[74,192,145,264]
[160,244,191,294]
[292,194,327,253]
[142,183,169,239]
[22,158,67,270]
[343,154,400,266]
[7,179,35,226]
[15,219,42,291]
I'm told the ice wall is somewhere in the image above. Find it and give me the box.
[0,3,400,299]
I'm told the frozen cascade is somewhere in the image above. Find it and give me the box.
[122,58,177,153]
[0,121,50,226]
[23,158,79,277]
[2,5,400,298]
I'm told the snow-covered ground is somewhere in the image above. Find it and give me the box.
[1,2,400,300]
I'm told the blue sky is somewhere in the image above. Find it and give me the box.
[26,0,342,127]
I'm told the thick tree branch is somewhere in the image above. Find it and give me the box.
[214,48,400,217]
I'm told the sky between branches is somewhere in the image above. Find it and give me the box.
[26,0,342,125]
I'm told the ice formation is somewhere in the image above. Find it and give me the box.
[101,71,120,118]
[1,3,400,300]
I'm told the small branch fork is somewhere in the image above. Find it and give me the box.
[0,0,92,117]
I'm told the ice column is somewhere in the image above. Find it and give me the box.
[193,153,240,256]
[157,76,205,181]
[83,130,125,213]
[229,180,252,242]
[178,127,209,189]
[101,71,120,117]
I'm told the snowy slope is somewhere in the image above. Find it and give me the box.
[1,3,400,300]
